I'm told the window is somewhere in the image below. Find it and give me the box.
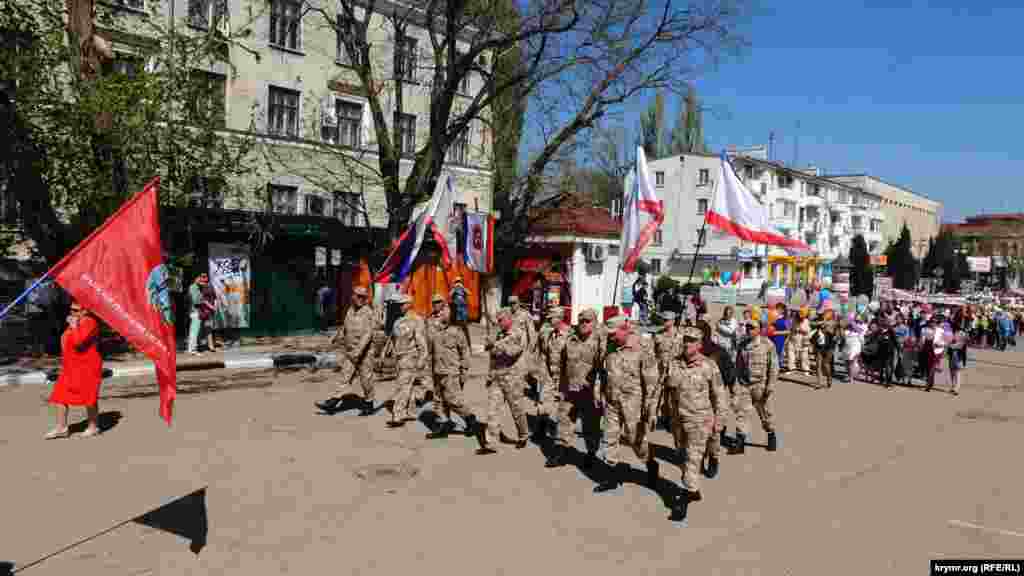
[698,168,710,186]
[268,86,300,138]
[322,99,363,147]
[268,184,298,214]
[655,171,665,187]
[334,190,361,226]
[649,259,661,275]
[187,71,226,128]
[113,0,144,10]
[653,228,663,246]
[395,113,416,156]
[838,190,848,204]
[304,194,327,216]
[697,198,708,215]
[783,201,795,218]
[395,34,418,81]
[760,182,767,195]
[187,176,224,208]
[448,128,469,165]
[269,0,301,51]
[744,165,754,180]
[187,0,227,29]
[335,13,363,66]
[101,54,142,78]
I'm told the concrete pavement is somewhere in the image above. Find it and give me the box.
[2,343,1023,574]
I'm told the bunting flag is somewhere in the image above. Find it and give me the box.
[48,177,177,424]
[706,151,812,251]
[464,212,494,273]
[374,174,457,283]
[621,146,665,272]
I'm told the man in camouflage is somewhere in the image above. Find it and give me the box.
[651,310,683,445]
[510,296,546,412]
[386,294,429,428]
[315,286,377,416]
[669,326,730,520]
[536,305,569,440]
[426,293,451,428]
[424,305,480,439]
[595,316,662,493]
[732,319,780,453]
[476,307,530,454]
[544,308,604,469]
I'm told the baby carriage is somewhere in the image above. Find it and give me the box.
[859,330,898,386]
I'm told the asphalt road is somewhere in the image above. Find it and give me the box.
[1,345,1022,575]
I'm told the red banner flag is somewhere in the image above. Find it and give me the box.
[47,177,177,424]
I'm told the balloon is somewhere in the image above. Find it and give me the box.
[702,269,711,282]
[768,310,778,324]
[722,272,732,283]
[762,310,769,325]
[822,299,834,311]
[868,301,880,312]
[856,303,866,314]
[857,294,870,307]
[820,289,831,301]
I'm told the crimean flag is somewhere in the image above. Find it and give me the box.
[621,146,665,272]
[375,173,456,283]
[706,151,811,251]
[47,177,177,425]
[464,212,493,273]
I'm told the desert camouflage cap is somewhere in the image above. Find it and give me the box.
[353,286,368,297]
[508,295,520,305]
[391,293,411,304]
[546,306,563,319]
[578,309,597,322]
[682,326,703,341]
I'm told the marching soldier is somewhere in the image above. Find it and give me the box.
[476,308,530,454]
[315,286,377,416]
[536,305,568,440]
[732,319,780,453]
[595,316,661,493]
[651,311,683,441]
[425,306,480,439]
[669,326,730,520]
[426,293,450,427]
[544,308,604,469]
[386,294,429,428]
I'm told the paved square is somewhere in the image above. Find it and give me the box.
[2,345,1022,574]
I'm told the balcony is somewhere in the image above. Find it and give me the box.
[802,194,825,208]
[829,223,846,236]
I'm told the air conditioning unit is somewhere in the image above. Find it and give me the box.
[586,243,608,263]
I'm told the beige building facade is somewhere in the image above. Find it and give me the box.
[826,175,941,258]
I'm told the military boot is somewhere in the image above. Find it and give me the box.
[544,446,566,468]
[646,458,660,488]
[358,399,375,417]
[462,415,480,437]
[475,423,496,455]
[767,431,778,452]
[315,397,341,412]
[593,462,627,493]
[425,421,454,439]
[704,455,719,479]
[670,491,692,522]
[730,432,746,455]
[719,429,734,451]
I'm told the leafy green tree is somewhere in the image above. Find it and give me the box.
[669,85,707,155]
[884,223,919,290]
[849,234,874,297]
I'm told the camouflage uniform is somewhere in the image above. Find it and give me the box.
[554,314,604,458]
[425,304,450,422]
[481,320,530,447]
[538,310,569,419]
[734,333,779,448]
[787,317,811,373]
[514,306,549,406]
[388,309,429,425]
[429,321,475,429]
[652,322,684,446]
[332,301,378,402]
[603,332,658,466]
[671,332,729,495]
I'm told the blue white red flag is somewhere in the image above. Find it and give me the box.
[375,174,456,283]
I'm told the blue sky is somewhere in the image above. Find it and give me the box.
[696,0,1024,223]
[538,0,1023,223]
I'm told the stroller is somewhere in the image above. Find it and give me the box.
[859,329,898,386]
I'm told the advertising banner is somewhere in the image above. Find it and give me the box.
[208,243,251,329]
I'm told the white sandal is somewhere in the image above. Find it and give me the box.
[45,428,70,440]
[79,428,101,438]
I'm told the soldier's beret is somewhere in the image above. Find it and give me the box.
[353,286,368,297]
[682,326,703,341]
[431,293,446,303]
[605,315,628,329]
[578,309,597,322]
[659,311,677,322]
[391,293,411,304]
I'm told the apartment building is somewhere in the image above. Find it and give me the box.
[826,174,941,258]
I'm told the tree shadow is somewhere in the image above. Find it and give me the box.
[68,411,123,434]
[0,561,12,576]
[132,487,208,555]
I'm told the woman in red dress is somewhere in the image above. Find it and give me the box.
[45,301,103,439]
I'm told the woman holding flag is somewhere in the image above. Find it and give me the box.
[45,301,104,439]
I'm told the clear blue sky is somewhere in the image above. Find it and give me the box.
[549,0,1023,223]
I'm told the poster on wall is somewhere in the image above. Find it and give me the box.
[208,243,251,329]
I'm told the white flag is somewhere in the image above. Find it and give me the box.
[621,146,665,272]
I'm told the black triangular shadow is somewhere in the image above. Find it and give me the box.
[132,488,208,554]
[1,561,13,575]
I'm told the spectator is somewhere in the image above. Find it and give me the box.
[632,273,649,324]
[45,301,103,439]
[187,273,215,355]
[316,278,334,333]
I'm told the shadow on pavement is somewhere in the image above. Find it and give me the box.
[0,561,12,575]
[68,411,123,435]
[315,393,367,416]
[133,487,209,555]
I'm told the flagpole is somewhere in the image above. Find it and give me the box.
[0,273,51,322]
[686,177,716,286]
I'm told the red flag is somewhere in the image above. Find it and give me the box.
[48,177,177,425]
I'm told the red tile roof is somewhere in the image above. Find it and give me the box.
[529,205,621,239]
